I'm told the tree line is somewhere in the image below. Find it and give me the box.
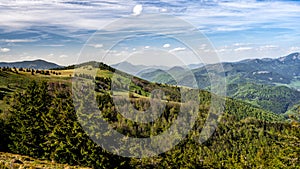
[0,67,62,76]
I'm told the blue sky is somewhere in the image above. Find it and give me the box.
[0,0,300,66]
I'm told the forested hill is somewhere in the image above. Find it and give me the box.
[0,62,299,168]
[227,83,300,114]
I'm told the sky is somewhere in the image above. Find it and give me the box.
[0,0,300,66]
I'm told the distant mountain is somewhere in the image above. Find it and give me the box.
[187,63,204,69]
[140,66,191,84]
[190,52,300,86]
[112,61,204,80]
[111,61,170,76]
[0,59,62,69]
[231,52,300,84]
[140,52,300,87]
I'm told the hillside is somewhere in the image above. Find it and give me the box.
[227,83,300,114]
[0,62,299,168]
[0,59,62,70]
[285,103,300,121]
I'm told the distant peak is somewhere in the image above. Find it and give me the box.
[279,52,300,62]
[168,66,186,71]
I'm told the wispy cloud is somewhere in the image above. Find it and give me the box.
[36,44,65,47]
[169,47,186,53]
[234,47,253,52]
[88,44,103,48]
[257,45,279,51]
[59,54,68,58]
[0,39,38,43]
[0,47,10,53]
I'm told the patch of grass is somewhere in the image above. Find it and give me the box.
[275,79,300,90]
[0,152,91,169]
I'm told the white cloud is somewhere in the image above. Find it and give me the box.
[233,43,252,47]
[59,55,68,58]
[0,48,10,52]
[163,43,170,48]
[160,8,168,12]
[234,47,253,52]
[0,39,37,43]
[37,44,64,47]
[88,44,103,48]
[144,46,150,49]
[132,4,143,16]
[169,47,186,53]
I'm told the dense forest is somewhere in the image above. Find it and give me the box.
[0,64,299,168]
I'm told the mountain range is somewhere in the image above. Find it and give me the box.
[138,52,300,87]
[115,52,300,114]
